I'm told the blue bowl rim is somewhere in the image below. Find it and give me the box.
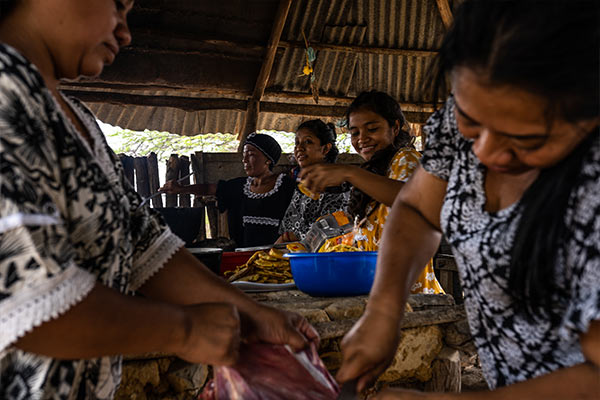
[284,251,377,258]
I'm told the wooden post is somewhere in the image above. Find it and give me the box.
[426,347,461,392]
[237,0,293,149]
[435,0,454,29]
[146,152,163,208]
[133,157,150,199]
[205,197,219,239]
[165,154,179,207]
[178,156,191,207]
[119,154,135,187]
[191,152,205,185]
[218,210,229,239]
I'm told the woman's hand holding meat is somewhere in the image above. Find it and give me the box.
[241,304,319,351]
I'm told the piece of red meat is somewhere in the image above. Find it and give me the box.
[200,342,339,400]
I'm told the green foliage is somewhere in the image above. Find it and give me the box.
[105,128,355,162]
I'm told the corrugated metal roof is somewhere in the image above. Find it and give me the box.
[83,0,450,135]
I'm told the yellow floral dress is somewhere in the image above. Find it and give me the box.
[348,148,444,294]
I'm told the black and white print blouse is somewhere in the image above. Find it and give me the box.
[0,44,184,399]
[216,174,295,247]
[421,96,600,389]
[279,187,349,240]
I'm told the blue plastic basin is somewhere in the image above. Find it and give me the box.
[284,252,377,297]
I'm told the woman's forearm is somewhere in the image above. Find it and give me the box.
[439,362,600,400]
[346,167,405,207]
[367,197,442,319]
[14,283,187,359]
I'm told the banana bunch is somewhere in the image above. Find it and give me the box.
[226,248,293,284]
[318,242,361,253]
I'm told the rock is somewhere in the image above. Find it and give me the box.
[444,319,472,347]
[115,360,160,400]
[425,347,461,392]
[324,299,366,320]
[407,294,455,310]
[166,363,209,394]
[378,325,443,383]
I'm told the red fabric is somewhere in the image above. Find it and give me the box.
[200,342,339,400]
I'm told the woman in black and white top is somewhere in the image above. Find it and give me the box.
[162,133,296,247]
[336,1,600,399]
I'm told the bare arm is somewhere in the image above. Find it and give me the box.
[14,282,241,365]
[299,164,404,207]
[337,166,448,390]
[159,181,217,196]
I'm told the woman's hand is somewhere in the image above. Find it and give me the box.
[299,163,353,193]
[174,302,242,366]
[241,304,319,350]
[159,179,185,194]
[336,308,402,392]
[275,231,299,244]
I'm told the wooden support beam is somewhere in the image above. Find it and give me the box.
[435,0,454,29]
[279,40,437,58]
[147,152,163,208]
[238,0,293,148]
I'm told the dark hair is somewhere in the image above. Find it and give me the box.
[426,0,600,318]
[346,91,413,220]
[297,119,339,163]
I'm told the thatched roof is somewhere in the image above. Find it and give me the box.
[59,0,455,138]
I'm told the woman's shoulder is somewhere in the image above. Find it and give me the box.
[0,44,45,94]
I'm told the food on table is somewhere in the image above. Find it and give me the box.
[226,249,293,284]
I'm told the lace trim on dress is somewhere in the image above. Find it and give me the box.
[129,229,185,291]
[0,264,96,353]
[243,173,285,199]
[243,216,281,227]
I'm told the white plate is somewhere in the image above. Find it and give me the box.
[231,281,296,292]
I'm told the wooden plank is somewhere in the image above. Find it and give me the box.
[133,157,150,198]
[146,152,163,208]
[178,156,191,207]
[218,210,229,239]
[238,0,293,146]
[119,154,135,186]
[165,154,179,207]
[435,0,454,29]
[279,40,438,58]
[190,152,205,184]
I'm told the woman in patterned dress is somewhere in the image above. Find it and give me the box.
[278,119,349,242]
[300,91,444,294]
[0,1,316,399]
[336,1,600,398]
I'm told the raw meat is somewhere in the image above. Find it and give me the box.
[200,342,339,400]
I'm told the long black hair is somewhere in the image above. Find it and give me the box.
[296,119,339,163]
[426,0,600,318]
[346,90,413,220]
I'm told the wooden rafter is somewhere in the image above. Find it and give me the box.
[238,0,293,149]
[435,0,454,29]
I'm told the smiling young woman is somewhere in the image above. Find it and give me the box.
[336,1,600,398]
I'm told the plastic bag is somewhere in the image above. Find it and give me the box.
[200,342,339,400]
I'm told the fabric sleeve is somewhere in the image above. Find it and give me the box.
[0,95,96,352]
[559,168,600,339]
[388,148,421,182]
[81,103,184,292]
[420,96,462,181]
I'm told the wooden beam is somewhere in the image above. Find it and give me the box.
[435,0,454,29]
[239,0,293,148]
[278,40,437,58]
